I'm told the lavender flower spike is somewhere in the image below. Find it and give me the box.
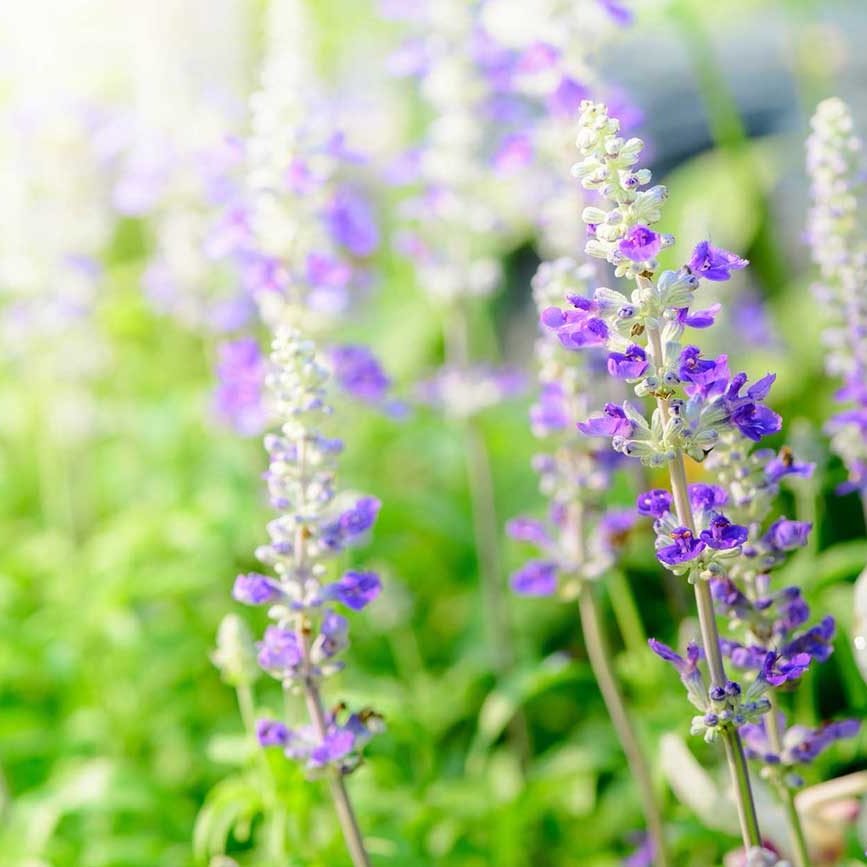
[232,328,381,867]
[806,98,867,502]
[569,100,767,852]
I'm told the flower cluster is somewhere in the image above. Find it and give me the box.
[741,716,860,776]
[806,97,867,495]
[553,101,859,805]
[702,434,860,784]
[386,3,636,422]
[545,116,764,470]
[235,328,383,775]
[206,0,403,435]
[508,257,633,598]
[648,639,770,743]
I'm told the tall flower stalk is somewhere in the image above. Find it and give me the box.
[805,97,867,515]
[509,257,670,866]
[705,437,860,867]
[233,328,382,867]
[542,100,768,853]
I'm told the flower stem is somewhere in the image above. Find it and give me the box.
[577,579,671,867]
[301,673,372,867]
[292,435,371,867]
[766,693,812,867]
[445,302,531,765]
[462,416,533,766]
[607,568,650,658]
[647,323,763,849]
[563,481,669,865]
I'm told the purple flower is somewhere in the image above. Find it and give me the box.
[678,346,729,395]
[541,306,609,350]
[688,484,728,511]
[782,616,836,663]
[320,497,382,550]
[547,77,589,118]
[233,572,283,605]
[599,509,637,546]
[648,640,703,692]
[648,638,684,665]
[607,344,648,379]
[327,570,382,611]
[765,448,815,484]
[309,727,356,768]
[531,383,570,433]
[760,651,812,686]
[788,720,861,762]
[720,639,769,670]
[214,338,267,436]
[307,252,352,291]
[506,517,551,545]
[493,134,533,173]
[618,225,661,262]
[687,241,749,281]
[599,0,633,26]
[657,527,705,566]
[636,489,672,517]
[510,560,558,596]
[516,41,560,73]
[699,514,748,550]
[241,252,289,296]
[329,345,391,405]
[764,518,811,551]
[317,611,350,659]
[578,403,634,438]
[622,834,653,867]
[325,188,379,256]
[773,587,810,636]
[730,403,782,442]
[720,373,781,441]
[257,626,302,671]
[676,303,721,329]
[257,719,291,747]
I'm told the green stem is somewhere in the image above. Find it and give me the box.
[647,324,762,849]
[766,694,812,867]
[301,672,371,867]
[607,568,650,658]
[578,580,671,867]
[445,301,532,765]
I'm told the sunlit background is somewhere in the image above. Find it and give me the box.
[2,1,867,865]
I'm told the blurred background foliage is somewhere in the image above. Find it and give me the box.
[1,0,867,865]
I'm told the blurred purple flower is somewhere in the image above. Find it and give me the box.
[214,338,267,436]
[510,560,558,596]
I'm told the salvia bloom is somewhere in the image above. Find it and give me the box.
[806,97,867,496]
[205,0,399,435]
[554,100,794,855]
[555,101,856,862]
[236,328,383,776]
[244,0,379,328]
